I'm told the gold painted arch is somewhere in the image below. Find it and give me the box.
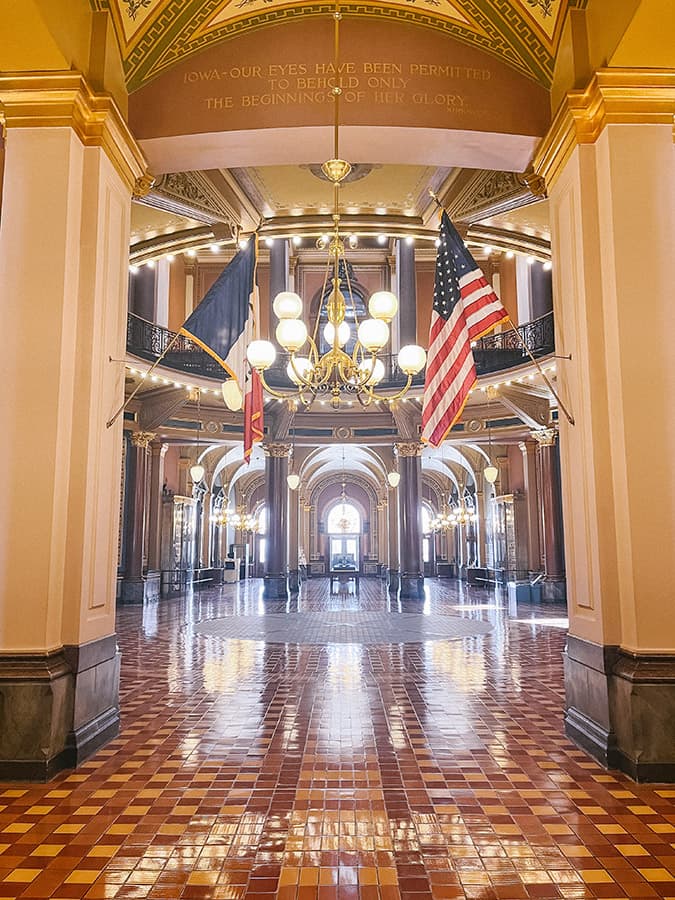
[94,0,574,90]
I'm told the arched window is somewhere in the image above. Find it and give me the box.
[421,505,434,535]
[327,501,361,535]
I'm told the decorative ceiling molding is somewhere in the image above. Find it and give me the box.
[444,169,536,224]
[152,171,242,229]
[95,0,571,90]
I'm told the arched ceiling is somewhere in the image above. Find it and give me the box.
[94,0,573,90]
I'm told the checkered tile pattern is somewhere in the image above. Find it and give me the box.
[1,578,674,899]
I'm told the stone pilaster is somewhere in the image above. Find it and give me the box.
[532,428,565,600]
[147,442,168,573]
[0,73,146,777]
[121,431,158,604]
[519,439,542,573]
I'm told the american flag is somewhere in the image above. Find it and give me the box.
[421,211,507,446]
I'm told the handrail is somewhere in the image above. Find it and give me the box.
[126,310,555,384]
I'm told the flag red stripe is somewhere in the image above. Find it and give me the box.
[426,366,476,446]
[244,368,264,462]
[422,324,473,419]
[422,215,507,446]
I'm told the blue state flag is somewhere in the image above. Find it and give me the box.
[179,237,257,388]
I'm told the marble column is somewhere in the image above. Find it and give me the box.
[532,428,565,600]
[288,485,300,594]
[475,489,489,568]
[269,238,288,304]
[147,441,168,575]
[396,441,424,599]
[121,432,157,604]
[387,491,400,595]
[0,73,146,777]
[534,81,675,779]
[519,439,543,573]
[396,239,417,346]
[263,442,290,599]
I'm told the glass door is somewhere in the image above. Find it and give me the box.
[330,536,359,571]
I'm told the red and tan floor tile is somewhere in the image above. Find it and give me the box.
[1,578,674,898]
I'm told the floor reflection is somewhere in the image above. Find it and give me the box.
[0,578,674,899]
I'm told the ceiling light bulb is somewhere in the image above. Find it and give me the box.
[190,463,205,483]
[292,236,302,247]
[484,465,499,484]
[405,236,414,246]
[265,237,274,248]
[359,358,385,386]
[247,340,276,370]
[186,249,197,258]
[239,238,249,250]
[527,255,535,265]
[210,244,219,253]
[273,291,303,319]
[377,234,387,245]
[222,380,243,410]
[357,318,389,352]
[276,319,308,352]
[506,250,514,259]
[286,356,312,385]
[398,344,427,375]
[324,321,350,347]
[543,261,552,271]
[368,290,398,323]
[146,260,155,269]
[129,265,139,273]
[166,254,175,262]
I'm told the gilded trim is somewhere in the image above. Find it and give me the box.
[0,72,147,191]
[533,68,675,192]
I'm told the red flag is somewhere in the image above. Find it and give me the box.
[244,368,264,462]
[422,212,507,446]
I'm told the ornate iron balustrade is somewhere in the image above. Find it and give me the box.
[126,310,555,384]
[473,311,554,374]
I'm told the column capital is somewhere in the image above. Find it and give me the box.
[0,72,148,190]
[531,428,558,447]
[130,431,156,449]
[532,69,675,193]
[264,442,291,458]
[395,441,423,458]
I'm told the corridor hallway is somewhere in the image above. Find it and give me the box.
[1,580,674,900]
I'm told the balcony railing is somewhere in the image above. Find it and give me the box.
[126,310,554,385]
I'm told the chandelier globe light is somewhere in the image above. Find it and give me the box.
[245,1,426,409]
[484,464,499,484]
[387,471,400,488]
[190,388,205,483]
[190,462,205,483]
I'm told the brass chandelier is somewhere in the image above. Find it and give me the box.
[431,497,478,531]
[213,501,260,533]
[246,2,426,409]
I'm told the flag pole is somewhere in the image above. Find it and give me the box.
[106,330,182,429]
[428,190,575,427]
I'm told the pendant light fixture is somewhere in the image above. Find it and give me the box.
[387,445,400,488]
[483,392,498,485]
[287,422,300,490]
[190,388,205,483]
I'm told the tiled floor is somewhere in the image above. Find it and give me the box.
[1,578,675,900]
